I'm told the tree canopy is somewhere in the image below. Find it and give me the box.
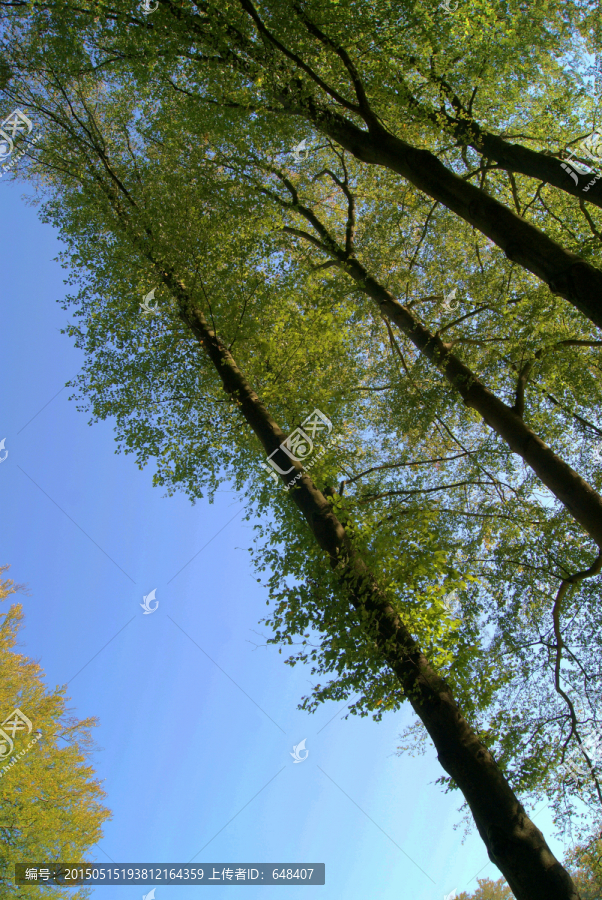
[458,876,514,900]
[0,568,111,899]
[2,2,602,897]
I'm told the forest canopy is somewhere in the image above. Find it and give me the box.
[2,1,602,897]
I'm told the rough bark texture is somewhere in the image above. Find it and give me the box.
[160,270,581,900]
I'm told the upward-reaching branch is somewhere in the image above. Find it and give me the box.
[262,170,602,547]
[551,553,602,805]
[238,0,363,116]
[289,1,380,129]
[227,2,602,330]
[400,65,602,211]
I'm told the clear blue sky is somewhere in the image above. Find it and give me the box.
[0,178,567,899]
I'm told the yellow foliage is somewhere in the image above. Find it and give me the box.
[0,567,111,899]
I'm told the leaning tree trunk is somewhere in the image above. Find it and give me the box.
[154,261,581,900]
[86,120,581,897]
[279,203,602,547]
[403,88,602,211]
[223,0,602,330]
[345,256,602,548]
[301,108,602,334]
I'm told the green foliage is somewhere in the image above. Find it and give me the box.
[2,0,602,847]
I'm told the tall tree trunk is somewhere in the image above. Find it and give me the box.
[228,0,602,330]
[344,257,602,548]
[34,61,580,895]
[296,106,602,332]
[155,263,581,900]
[279,204,602,547]
[404,88,602,210]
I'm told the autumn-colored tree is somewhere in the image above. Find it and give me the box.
[0,567,111,899]
[563,835,602,900]
[457,876,513,900]
[455,841,602,899]
[0,566,25,603]
[457,852,602,900]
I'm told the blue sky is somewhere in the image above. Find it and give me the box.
[0,178,567,900]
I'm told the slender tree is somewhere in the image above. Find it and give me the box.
[1,76,585,899]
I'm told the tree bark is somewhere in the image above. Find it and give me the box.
[343,256,602,548]
[295,105,602,332]
[403,87,602,210]
[278,198,602,547]
[159,267,581,900]
[451,123,602,210]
